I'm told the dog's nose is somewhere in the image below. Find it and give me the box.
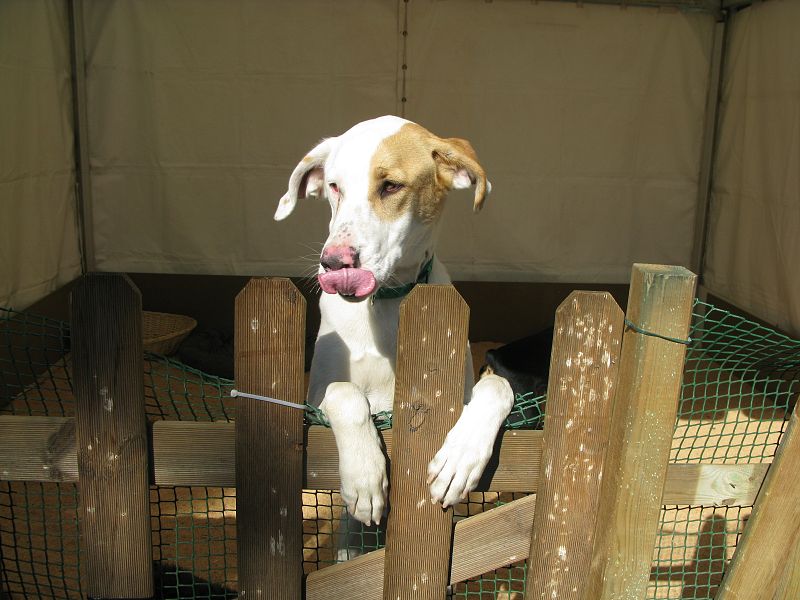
[320,245,359,271]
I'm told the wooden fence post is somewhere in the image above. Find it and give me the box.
[716,405,800,600]
[525,291,624,599]
[383,285,469,600]
[234,278,306,598]
[585,264,696,599]
[71,273,152,598]
[775,538,800,600]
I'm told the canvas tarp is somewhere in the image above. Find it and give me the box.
[84,0,715,284]
[704,0,800,338]
[0,0,82,310]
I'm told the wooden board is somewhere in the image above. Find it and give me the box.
[307,494,537,600]
[525,291,624,599]
[383,285,469,600]
[775,535,800,600]
[585,264,697,600]
[717,407,800,600]
[0,416,77,482]
[0,416,769,507]
[70,273,152,598]
[234,278,305,599]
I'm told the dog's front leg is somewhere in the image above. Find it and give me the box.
[321,382,388,526]
[427,374,514,507]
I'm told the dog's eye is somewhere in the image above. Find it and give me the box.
[380,181,404,197]
[329,182,339,194]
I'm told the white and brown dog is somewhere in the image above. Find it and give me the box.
[275,115,513,527]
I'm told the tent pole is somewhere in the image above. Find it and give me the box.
[68,0,95,273]
[691,19,727,285]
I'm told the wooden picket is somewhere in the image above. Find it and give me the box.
[525,291,624,599]
[71,273,153,598]
[234,278,306,599]
[585,264,697,599]
[383,285,470,600]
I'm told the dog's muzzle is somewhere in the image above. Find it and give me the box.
[318,268,376,299]
[318,245,377,300]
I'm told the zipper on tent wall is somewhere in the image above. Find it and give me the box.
[399,0,409,118]
[67,0,96,274]
[691,17,729,292]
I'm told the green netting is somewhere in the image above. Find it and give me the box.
[672,301,797,464]
[1,300,798,599]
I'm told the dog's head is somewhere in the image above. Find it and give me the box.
[275,116,490,301]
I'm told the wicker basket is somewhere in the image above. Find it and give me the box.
[142,311,197,355]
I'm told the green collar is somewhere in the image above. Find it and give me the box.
[373,257,434,300]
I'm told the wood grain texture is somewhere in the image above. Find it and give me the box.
[525,292,624,600]
[0,417,768,507]
[774,534,800,600]
[234,278,305,599]
[383,285,469,600]
[306,425,543,493]
[154,421,234,486]
[70,273,152,598]
[585,264,697,600]
[661,462,767,506]
[0,416,77,482]
[717,407,800,600]
[307,494,537,600]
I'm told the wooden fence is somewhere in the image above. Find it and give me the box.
[1,264,798,599]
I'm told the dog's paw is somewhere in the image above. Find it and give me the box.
[427,416,494,508]
[427,375,513,508]
[339,441,388,526]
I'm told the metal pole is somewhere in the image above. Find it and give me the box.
[67,0,95,273]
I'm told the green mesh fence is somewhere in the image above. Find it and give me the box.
[1,300,798,599]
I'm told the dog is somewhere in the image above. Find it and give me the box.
[481,327,553,399]
[274,115,514,527]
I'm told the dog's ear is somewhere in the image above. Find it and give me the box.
[432,137,492,211]
[274,137,335,221]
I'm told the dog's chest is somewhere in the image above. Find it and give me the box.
[349,354,396,414]
[315,294,402,412]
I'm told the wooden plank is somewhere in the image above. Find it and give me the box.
[308,425,544,494]
[585,264,697,600]
[154,420,234,486]
[717,407,800,600]
[383,285,469,600]
[234,278,305,599]
[775,537,800,600]
[661,461,767,506]
[773,540,800,600]
[71,273,152,598]
[525,292,624,600]
[305,423,379,490]
[307,494,537,600]
[0,416,770,507]
[0,416,77,482]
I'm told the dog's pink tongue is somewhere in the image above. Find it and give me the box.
[318,269,376,298]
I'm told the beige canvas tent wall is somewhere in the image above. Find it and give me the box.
[704,0,800,337]
[1,0,82,311]
[1,0,798,338]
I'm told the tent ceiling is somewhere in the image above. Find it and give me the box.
[542,0,720,15]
